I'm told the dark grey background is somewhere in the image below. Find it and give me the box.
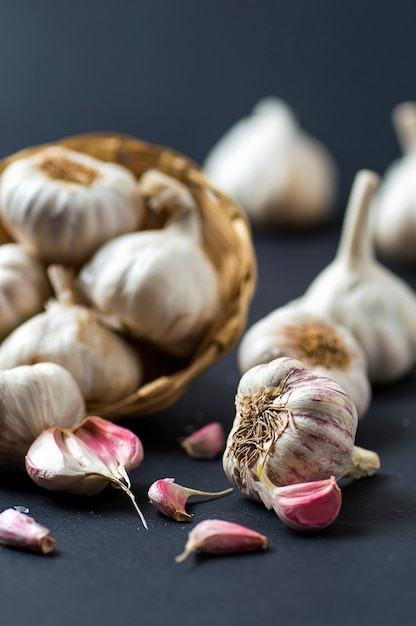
[0,2,415,625]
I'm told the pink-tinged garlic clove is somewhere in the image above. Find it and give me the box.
[0,508,55,554]
[180,422,226,459]
[148,478,232,522]
[175,519,267,562]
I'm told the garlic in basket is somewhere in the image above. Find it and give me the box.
[77,169,220,357]
[223,357,380,506]
[0,243,51,341]
[301,169,416,384]
[0,145,144,266]
[0,362,85,465]
[237,301,371,419]
[203,97,337,228]
[0,265,143,405]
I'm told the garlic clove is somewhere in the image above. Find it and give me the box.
[340,445,381,479]
[0,508,55,554]
[148,478,233,521]
[175,519,267,562]
[180,422,227,459]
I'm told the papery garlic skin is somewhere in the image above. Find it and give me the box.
[0,508,55,554]
[223,357,358,502]
[181,422,226,459]
[0,362,86,464]
[203,97,337,228]
[0,145,144,266]
[237,301,371,419]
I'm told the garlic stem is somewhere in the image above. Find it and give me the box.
[341,444,381,479]
[47,264,77,306]
[392,102,416,155]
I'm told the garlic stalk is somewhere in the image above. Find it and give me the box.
[0,362,86,464]
[77,169,220,357]
[0,145,144,266]
[180,422,226,459]
[203,97,337,228]
[301,169,416,384]
[237,301,371,419]
[0,265,143,404]
[0,508,55,554]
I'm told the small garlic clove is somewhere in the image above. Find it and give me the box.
[340,445,381,480]
[175,519,267,562]
[0,508,55,554]
[148,478,233,522]
[180,422,227,459]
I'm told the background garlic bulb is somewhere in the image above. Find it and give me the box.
[0,362,85,464]
[78,169,220,357]
[0,145,144,266]
[301,169,416,384]
[237,301,371,419]
[0,243,51,341]
[203,97,337,228]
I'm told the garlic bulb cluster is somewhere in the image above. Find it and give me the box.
[0,145,144,266]
[203,97,337,228]
[373,102,416,263]
[301,169,416,384]
[237,301,371,419]
[0,265,143,404]
[0,362,85,464]
[0,243,51,341]
[78,169,220,357]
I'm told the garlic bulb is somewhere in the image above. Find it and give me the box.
[373,102,416,263]
[0,145,144,266]
[78,169,220,357]
[0,362,85,464]
[237,301,371,419]
[223,357,363,504]
[203,97,337,228]
[301,169,416,384]
[0,265,143,404]
[0,243,51,341]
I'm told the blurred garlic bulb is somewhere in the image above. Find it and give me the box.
[373,102,416,263]
[78,169,220,357]
[301,169,416,384]
[0,243,51,341]
[203,97,337,228]
[0,145,144,266]
[0,362,85,464]
[237,301,371,418]
[0,265,143,404]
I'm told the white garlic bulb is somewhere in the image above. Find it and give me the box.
[237,301,371,419]
[373,102,416,263]
[203,97,337,228]
[0,362,85,464]
[301,169,416,384]
[0,145,144,266]
[78,169,220,357]
[0,265,143,404]
[0,243,51,341]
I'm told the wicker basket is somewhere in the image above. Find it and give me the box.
[0,132,257,419]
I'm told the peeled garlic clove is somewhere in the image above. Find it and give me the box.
[0,508,55,554]
[0,265,143,404]
[301,169,416,384]
[0,145,144,266]
[0,362,86,465]
[175,519,267,562]
[78,169,220,357]
[180,422,226,459]
[148,478,232,521]
[203,97,337,228]
[0,243,52,342]
[237,300,371,419]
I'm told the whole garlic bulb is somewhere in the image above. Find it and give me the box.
[0,243,51,341]
[203,97,337,228]
[301,169,416,384]
[0,265,143,404]
[0,362,85,464]
[0,145,144,266]
[373,102,416,263]
[78,169,220,357]
[237,301,371,419]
